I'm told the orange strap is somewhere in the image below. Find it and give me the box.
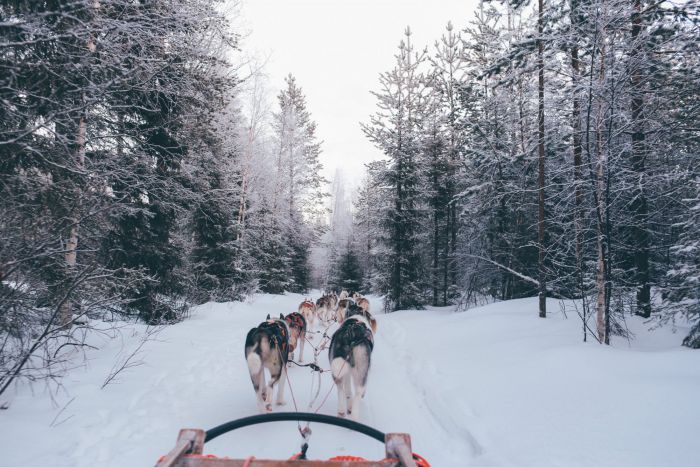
[327,455,370,461]
[411,452,431,467]
[328,453,430,466]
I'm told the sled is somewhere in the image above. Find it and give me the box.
[155,412,429,467]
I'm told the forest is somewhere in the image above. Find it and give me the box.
[1,0,699,399]
[344,0,699,347]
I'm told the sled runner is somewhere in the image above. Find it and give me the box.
[155,412,429,467]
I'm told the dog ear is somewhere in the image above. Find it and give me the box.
[279,313,284,319]
[266,314,271,320]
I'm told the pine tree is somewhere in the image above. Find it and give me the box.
[186,91,245,303]
[270,74,327,293]
[664,177,700,347]
[427,22,469,305]
[353,161,390,293]
[335,248,364,294]
[0,0,252,391]
[248,200,292,294]
[363,27,429,311]
[458,3,540,303]
[273,74,327,218]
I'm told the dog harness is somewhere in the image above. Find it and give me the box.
[257,320,289,358]
[339,318,374,350]
[285,312,306,331]
[284,312,306,352]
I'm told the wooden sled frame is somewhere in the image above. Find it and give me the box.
[155,412,420,467]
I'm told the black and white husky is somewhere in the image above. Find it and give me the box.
[329,304,375,420]
[335,297,355,323]
[245,314,290,412]
[316,292,339,323]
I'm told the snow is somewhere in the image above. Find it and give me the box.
[1,293,699,466]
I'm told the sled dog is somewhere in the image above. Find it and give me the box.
[298,299,317,329]
[338,290,349,301]
[356,297,370,313]
[329,291,339,310]
[315,295,334,322]
[245,314,290,412]
[329,304,375,421]
[335,298,355,323]
[284,312,306,363]
[343,302,377,334]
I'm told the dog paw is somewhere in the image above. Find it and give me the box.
[337,412,346,418]
[265,404,273,412]
[276,400,286,406]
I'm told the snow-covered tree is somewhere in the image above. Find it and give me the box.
[425,22,469,305]
[363,27,429,311]
[0,0,239,392]
[268,74,327,293]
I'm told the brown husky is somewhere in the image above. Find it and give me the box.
[284,312,306,363]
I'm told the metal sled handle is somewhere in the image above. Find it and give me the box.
[205,412,386,444]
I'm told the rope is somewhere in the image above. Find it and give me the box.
[309,367,322,407]
[314,378,337,414]
[276,343,301,417]
[288,360,325,371]
[282,319,341,458]
[278,346,310,457]
[273,317,354,457]
[303,319,340,414]
[283,364,300,414]
[298,425,312,460]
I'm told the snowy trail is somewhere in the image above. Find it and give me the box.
[1,293,700,466]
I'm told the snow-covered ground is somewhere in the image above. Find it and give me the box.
[1,293,699,466]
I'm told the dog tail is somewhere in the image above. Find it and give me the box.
[247,342,262,375]
[331,357,350,381]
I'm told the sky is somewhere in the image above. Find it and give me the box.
[239,0,480,184]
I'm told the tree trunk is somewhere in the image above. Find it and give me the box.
[595,122,607,343]
[595,41,608,344]
[443,205,450,306]
[595,225,607,343]
[288,146,295,218]
[236,125,254,242]
[433,206,439,306]
[59,113,86,328]
[537,0,547,318]
[570,0,587,340]
[630,0,651,318]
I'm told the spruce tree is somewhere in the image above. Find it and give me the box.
[336,248,364,294]
[363,27,428,311]
[269,74,327,294]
